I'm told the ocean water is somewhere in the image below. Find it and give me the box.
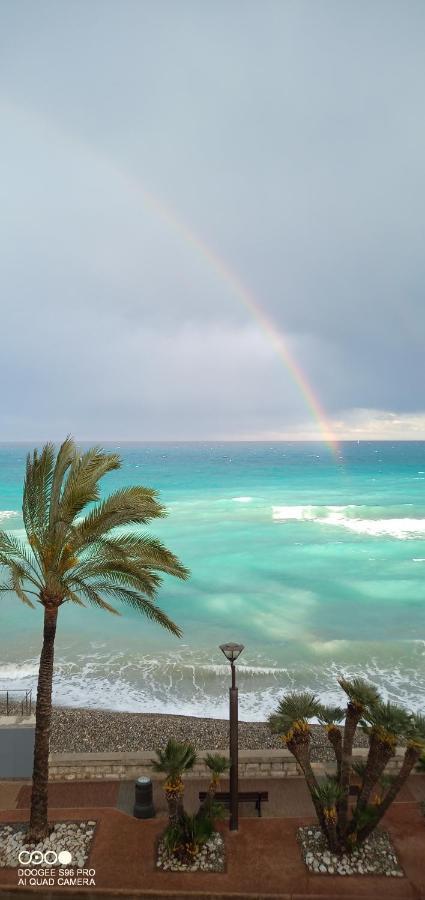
[0,441,424,720]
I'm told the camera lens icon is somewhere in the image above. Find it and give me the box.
[18,849,70,865]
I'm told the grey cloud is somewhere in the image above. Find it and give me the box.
[1,0,424,438]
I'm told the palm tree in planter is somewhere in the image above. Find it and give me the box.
[353,713,425,845]
[269,678,422,855]
[152,739,197,825]
[197,753,230,819]
[0,439,189,842]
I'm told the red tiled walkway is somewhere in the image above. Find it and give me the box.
[0,803,424,898]
[16,781,119,810]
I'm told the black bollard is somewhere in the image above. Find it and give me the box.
[133,776,155,819]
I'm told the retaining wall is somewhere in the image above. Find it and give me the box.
[48,746,409,782]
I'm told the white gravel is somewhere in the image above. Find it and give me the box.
[157,831,225,872]
[0,821,96,869]
[298,825,404,877]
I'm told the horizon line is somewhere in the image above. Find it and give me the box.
[1,438,425,445]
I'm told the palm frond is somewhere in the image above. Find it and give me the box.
[361,701,412,739]
[352,759,368,779]
[0,531,42,585]
[57,448,121,529]
[5,562,37,607]
[317,705,345,726]
[270,692,320,731]
[204,754,230,776]
[313,777,344,807]
[65,578,121,615]
[338,676,381,709]
[152,739,197,777]
[48,436,76,529]
[83,582,182,636]
[68,559,162,597]
[68,487,166,551]
[407,713,425,747]
[93,533,190,579]
[22,443,55,541]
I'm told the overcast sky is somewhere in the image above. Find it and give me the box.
[1,0,424,441]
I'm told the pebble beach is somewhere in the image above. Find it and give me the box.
[47,706,370,761]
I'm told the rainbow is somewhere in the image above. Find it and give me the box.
[139,187,341,457]
[3,99,340,455]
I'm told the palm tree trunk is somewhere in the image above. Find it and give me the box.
[355,734,394,813]
[286,736,329,838]
[337,703,362,836]
[28,605,58,841]
[356,744,421,845]
[197,777,217,820]
[324,815,339,854]
[326,726,342,781]
[167,796,181,826]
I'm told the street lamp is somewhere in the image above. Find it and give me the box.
[219,641,244,830]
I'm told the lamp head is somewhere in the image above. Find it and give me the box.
[219,642,244,664]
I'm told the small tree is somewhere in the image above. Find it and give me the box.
[197,753,229,819]
[269,678,425,854]
[155,744,228,864]
[152,739,197,825]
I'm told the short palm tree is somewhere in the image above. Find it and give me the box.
[313,778,344,853]
[0,439,189,841]
[317,705,345,781]
[152,738,197,825]
[337,677,380,832]
[269,692,327,832]
[355,701,412,815]
[270,678,416,854]
[197,753,230,819]
[356,712,425,844]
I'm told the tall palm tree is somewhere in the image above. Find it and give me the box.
[152,738,197,825]
[0,439,189,841]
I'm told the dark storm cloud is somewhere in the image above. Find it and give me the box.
[1,0,424,438]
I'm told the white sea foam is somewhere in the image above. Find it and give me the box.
[0,510,18,521]
[231,496,253,503]
[3,642,425,721]
[0,662,39,681]
[272,504,425,539]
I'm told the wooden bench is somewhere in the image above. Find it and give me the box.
[198,790,268,817]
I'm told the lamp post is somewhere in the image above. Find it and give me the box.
[219,641,244,831]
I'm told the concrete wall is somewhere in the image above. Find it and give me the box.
[49,748,301,781]
[48,746,410,782]
[0,716,35,778]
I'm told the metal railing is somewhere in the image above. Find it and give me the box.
[0,689,33,716]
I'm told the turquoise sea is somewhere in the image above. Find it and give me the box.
[0,442,424,720]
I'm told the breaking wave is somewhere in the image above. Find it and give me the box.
[272,504,425,539]
[1,642,424,720]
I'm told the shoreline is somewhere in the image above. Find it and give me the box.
[39,705,371,762]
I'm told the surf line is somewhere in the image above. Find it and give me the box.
[3,98,341,459]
